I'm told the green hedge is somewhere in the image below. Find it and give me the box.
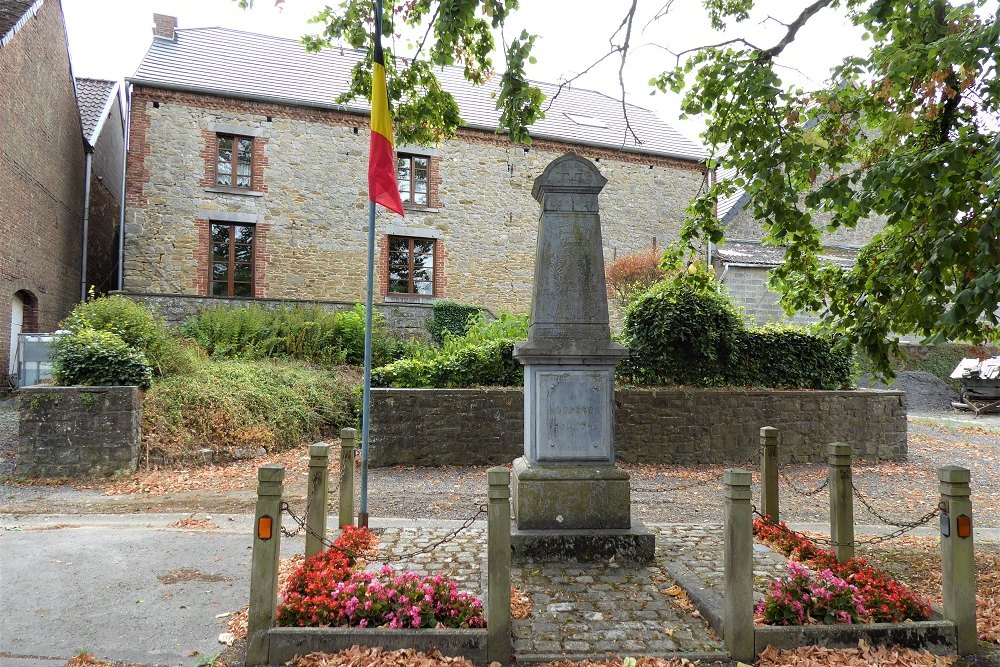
[373,339,521,388]
[426,300,482,343]
[620,280,852,390]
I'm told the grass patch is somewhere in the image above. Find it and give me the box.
[141,359,356,464]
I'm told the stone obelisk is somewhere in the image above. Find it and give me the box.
[511,153,653,562]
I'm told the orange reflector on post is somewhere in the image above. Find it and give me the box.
[957,514,971,538]
[258,515,273,540]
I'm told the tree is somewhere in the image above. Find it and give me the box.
[277,0,999,375]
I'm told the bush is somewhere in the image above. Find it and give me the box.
[181,303,401,367]
[60,295,191,377]
[52,328,153,388]
[141,359,356,462]
[736,324,853,390]
[373,339,521,388]
[426,300,482,343]
[622,280,745,386]
[606,247,663,304]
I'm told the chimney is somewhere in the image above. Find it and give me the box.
[152,14,177,41]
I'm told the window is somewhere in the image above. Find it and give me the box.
[387,236,434,295]
[397,154,429,206]
[216,134,253,188]
[211,223,254,297]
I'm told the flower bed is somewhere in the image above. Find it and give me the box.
[754,518,932,625]
[276,526,485,630]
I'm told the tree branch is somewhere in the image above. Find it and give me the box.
[759,0,834,62]
[617,0,643,147]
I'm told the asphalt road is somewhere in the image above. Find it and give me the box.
[0,514,283,667]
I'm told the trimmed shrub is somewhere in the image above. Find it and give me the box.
[373,339,521,388]
[181,303,401,367]
[426,299,482,343]
[141,359,356,463]
[52,328,153,388]
[60,295,191,377]
[736,324,853,390]
[622,280,745,386]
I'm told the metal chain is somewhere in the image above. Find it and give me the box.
[751,502,941,548]
[779,471,829,497]
[851,483,942,530]
[279,501,487,563]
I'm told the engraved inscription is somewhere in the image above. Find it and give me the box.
[535,370,612,461]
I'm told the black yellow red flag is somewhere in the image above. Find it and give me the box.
[368,10,404,216]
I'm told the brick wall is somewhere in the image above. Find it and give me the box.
[368,387,908,467]
[86,173,120,294]
[0,0,86,375]
[122,85,706,320]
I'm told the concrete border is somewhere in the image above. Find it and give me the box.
[754,620,957,655]
[267,627,488,664]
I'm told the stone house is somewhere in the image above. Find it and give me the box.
[0,0,123,385]
[712,185,884,325]
[122,17,708,335]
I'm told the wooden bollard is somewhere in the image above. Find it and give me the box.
[760,426,779,524]
[487,467,512,665]
[828,442,855,563]
[940,466,977,655]
[723,468,754,664]
[305,443,330,558]
[339,428,356,528]
[246,464,284,665]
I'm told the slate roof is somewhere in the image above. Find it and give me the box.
[130,27,707,163]
[714,241,856,268]
[75,78,119,146]
[1,0,42,46]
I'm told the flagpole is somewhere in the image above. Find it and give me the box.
[359,198,376,528]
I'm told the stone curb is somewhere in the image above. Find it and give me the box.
[267,627,488,664]
[515,652,732,664]
[662,558,725,636]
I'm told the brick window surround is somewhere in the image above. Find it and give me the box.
[379,235,445,298]
[396,154,442,209]
[199,131,268,192]
[216,134,253,188]
[194,219,270,297]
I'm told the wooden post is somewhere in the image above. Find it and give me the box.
[760,426,779,524]
[246,464,284,666]
[723,468,754,664]
[339,427,356,528]
[487,466,512,665]
[939,465,977,655]
[305,443,330,558]
[828,442,855,563]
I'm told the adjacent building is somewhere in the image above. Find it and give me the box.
[122,17,709,334]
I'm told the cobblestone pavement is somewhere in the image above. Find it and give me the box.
[368,521,777,660]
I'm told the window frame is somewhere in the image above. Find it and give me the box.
[386,235,435,296]
[210,222,255,297]
[396,153,430,207]
[216,134,254,189]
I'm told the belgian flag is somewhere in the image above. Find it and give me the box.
[368,7,405,216]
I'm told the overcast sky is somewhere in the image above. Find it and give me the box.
[61,0,868,143]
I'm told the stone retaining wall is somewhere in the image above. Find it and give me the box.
[369,388,907,467]
[17,386,141,478]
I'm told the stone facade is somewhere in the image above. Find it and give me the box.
[17,386,142,478]
[721,265,817,326]
[0,0,87,376]
[122,86,705,321]
[369,387,907,467]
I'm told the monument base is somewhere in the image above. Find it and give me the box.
[511,522,656,563]
[512,456,630,530]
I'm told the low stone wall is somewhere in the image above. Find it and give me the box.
[17,386,141,478]
[369,388,907,467]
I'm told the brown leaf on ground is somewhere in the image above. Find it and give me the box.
[64,653,147,667]
[661,583,697,615]
[538,659,701,666]
[757,640,956,666]
[289,646,475,667]
[169,517,219,530]
[511,586,531,619]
